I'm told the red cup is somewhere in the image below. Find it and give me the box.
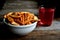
[37,7,55,27]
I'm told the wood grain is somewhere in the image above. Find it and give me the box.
[0,24,60,40]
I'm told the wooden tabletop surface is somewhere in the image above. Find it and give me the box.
[0,21,60,40]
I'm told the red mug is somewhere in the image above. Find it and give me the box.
[37,7,55,27]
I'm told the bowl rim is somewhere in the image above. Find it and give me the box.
[3,18,37,28]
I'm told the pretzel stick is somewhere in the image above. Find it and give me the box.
[26,22,32,25]
[7,16,14,23]
[11,21,20,26]
[4,12,13,18]
[14,19,22,25]
[7,12,13,16]
[24,13,34,24]
[10,15,21,18]
[21,14,24,25]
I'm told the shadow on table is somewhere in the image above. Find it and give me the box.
[0,24,26,40]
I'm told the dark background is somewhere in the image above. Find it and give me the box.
[0,0,6,10]
[0,0,60,18]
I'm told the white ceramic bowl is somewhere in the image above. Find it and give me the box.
[3,19,37,35]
